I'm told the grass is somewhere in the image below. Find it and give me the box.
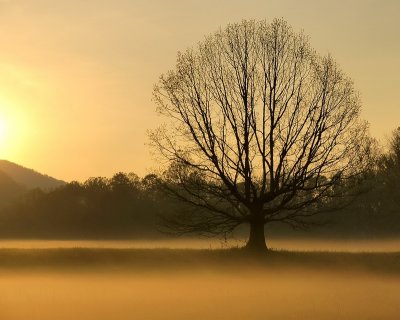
[0,247,400,275]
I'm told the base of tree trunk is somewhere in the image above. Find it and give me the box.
[245,222,268,252]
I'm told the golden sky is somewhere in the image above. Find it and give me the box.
[0,0,399,181]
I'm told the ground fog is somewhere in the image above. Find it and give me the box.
[1,239,400,320]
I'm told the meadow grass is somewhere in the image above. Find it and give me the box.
[0,247,399,275]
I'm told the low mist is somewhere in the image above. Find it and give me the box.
[1,266,400,320]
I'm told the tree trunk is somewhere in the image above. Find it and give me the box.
[245,220,267,251]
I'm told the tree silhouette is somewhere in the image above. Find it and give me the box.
[375,128,400,211]
[151,19,371,251]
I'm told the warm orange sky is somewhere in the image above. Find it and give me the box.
[0,0,399,182]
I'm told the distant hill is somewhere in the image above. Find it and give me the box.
[0,160,65,190]
[0,170,26,207]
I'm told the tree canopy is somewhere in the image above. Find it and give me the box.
[151,19,371,250]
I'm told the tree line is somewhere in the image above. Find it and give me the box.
[0,173,169,239]
[0,128,399,240]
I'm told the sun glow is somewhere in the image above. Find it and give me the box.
[0,117,7,145]
[0,97,31,160]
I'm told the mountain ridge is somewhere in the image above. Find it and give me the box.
[0,160,66,190]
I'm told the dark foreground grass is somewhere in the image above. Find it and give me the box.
[1,247,400,275]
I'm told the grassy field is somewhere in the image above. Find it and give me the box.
[1,248,400,320]
[0,247,400,275]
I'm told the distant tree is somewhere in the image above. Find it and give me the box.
[0,172,167,239]
[326,128,400,238]
[151,19,371,251]
[84,177,109,193]
[110,173,136,193]
[375,127,400,211]
[381,128,400,175]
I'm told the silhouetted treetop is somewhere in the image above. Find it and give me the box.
[151,18,372,250]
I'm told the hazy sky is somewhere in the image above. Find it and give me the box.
[0,0,399,181]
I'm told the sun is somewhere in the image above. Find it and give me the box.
[0,98,32,159]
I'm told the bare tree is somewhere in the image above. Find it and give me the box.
[151,19,370,251]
